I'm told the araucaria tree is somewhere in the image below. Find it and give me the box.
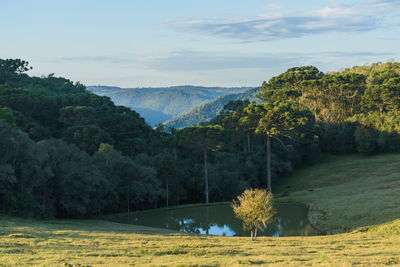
[241,101,314,191]
[232,188,275,241]
[178,125,223,203]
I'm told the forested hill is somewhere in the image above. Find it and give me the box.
[0,60,157,156]
[2,58,400,221]
[163,87,259,129]
[0,59,164,218]
[87,85,250,126]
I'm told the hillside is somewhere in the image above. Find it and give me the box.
[276,153,400,234]
[87,85,250,126]
[0,59,163,219]
[163,87,259,129]
[3,60,400,222]
[1,154,399,266]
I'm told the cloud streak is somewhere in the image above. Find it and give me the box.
[171,1,398,42]
[146,51,302,71]
[61,55,134,64]
[150,51,395,72]
[58,50,396,72]
[367,0,400,8]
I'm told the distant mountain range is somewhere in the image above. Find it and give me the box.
[87,85,251,126]
[163,87,259,129]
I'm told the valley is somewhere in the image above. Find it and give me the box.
[87,85,251,126]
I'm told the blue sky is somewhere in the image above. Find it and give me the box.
[1,0,399,87]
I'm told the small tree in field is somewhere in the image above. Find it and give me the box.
[232,188,275,241]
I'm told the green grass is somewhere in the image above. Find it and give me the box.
[1,153,400,266]
[275,153,400,233]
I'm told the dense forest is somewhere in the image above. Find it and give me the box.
[1,58,399,219]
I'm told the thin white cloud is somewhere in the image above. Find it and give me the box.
[57,50,395,72]
[367,0,400,9]
[171,0,398,42]
[61,55,134,64]
[147,51,302,71]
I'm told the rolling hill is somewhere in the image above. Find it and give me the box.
[163,87,259,129]
[87,85,250,126]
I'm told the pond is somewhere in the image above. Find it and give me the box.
[115,203,317,237]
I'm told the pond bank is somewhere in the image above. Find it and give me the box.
[105,202,316,237]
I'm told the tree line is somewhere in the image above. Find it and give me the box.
[1,58,399,218]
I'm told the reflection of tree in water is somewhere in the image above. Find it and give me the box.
[173,206,236,235]
[259,203,316,236]
[123,203,316,237]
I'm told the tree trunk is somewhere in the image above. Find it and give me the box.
[266,134,272,192]
[251,230,254,241]
[314,97,318,121]
[166,176,169,208]
[127,191,130,213]
[254,228,258,241]
[247,134,251,152]
[206,206,210,235]
[203,145,209,203]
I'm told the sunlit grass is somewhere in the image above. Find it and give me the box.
[276,153,400,233]
[1,153,400,266]
[0,216,399,266]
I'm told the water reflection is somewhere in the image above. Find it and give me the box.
[116,203,317,237]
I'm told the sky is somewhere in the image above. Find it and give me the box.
[1,0,399,87]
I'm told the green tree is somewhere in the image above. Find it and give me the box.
[0,120,38,216]
[259,66,322,104]
[36,139,108,217]
[321,73,366,124]
[232,188,275,241]
[178,125,223,203]
[0,59,32,74]
[94,144,161,213]
[59,106,97,126]
[157,154,176,208]
[242,102,314,191]
[361,77,400,126]
[62,125,113,154]
[219,100,254,153]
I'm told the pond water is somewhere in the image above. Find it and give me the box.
[116,203,317,237]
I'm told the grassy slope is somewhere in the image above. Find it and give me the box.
[1,154,400,266]
[275,153,400,234]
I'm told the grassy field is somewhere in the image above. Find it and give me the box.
[1,153,400,266]
[275,153,400,234]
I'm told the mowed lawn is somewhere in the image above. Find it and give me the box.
[1,154,400,266]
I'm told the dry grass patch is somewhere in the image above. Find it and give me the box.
[0,216,399,266]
